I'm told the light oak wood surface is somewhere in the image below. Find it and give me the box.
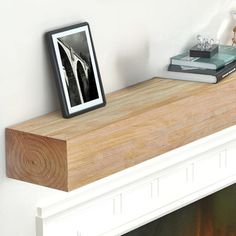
[6,74,236,191]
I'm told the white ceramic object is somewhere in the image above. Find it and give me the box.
[232,12,236,20]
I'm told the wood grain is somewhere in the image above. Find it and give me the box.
[6,74,236,191]
[6,129,68,190]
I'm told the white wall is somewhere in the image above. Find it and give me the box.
[0,1,235,235]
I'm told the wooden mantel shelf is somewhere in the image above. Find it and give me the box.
[6,74,236,191]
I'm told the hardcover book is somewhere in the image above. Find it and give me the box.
[219,45,236,60]
[171,52,234,70]
[166,61,236,83]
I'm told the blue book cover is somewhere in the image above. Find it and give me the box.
[171,45,235,70]
[219,45,236,60]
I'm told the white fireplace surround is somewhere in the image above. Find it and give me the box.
[36,125,236,236]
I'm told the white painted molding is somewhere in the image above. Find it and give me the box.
[36,125,236,236]
[103,176,236,236]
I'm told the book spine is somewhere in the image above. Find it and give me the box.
[168,64,216,75]
[216,64,236,82]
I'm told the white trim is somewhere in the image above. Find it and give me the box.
[36,125,236,236]
[103,176,236,236]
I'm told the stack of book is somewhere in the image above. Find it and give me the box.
[166,45,236,83]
